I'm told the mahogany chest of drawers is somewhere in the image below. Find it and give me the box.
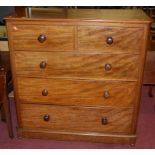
[5,9,151,144]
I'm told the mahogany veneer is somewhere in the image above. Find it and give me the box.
[5,9,151,144]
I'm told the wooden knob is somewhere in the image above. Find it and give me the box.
[42,89,48,96]
[40,61,47,69]
[103,91,110,99]
[105,63,112,71]
[101,117,108,125]
[38,34,46,43]
[43,114,50,121]
[106,36,113,45]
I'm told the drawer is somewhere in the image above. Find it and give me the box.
[11,25,74,51]
[20,104,133,134]
[17,78,137,107]
[78,26,143,53]
[15,52,139,81]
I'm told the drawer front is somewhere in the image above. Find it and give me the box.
[15,52,139,81]
[20,104,133,134]
[11,25,74,51]
[17,78,137,107]
[78,26,143,53]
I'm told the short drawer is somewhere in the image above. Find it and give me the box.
[78,26,143,53]
[15,52,139,81]
[20,104,133,134]
[11,25,74,51]
[17,78,137,107]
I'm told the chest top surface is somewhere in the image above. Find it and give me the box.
[5,9,151,23]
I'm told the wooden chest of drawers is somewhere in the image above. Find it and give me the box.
[5,9,151,144]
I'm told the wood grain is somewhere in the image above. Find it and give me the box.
[5,9,151,23]
[11,25,75,51]
[17,77,137,107]
[130,24,151,134]
[20,104,134,134]
[78,26,143,53]
[14,52,140,81]
[5,9,151,144]
[17,128,136,144]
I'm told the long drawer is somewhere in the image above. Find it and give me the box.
[78,26,143,53]
[14,52,139,81]
[11,25,74,51]
[17,78,137,107]
[20,104,134,134]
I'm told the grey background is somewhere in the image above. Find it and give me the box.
[0,6,15,24]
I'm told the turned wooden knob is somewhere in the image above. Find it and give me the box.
[38,34,46,43]
[43,114,50,121]
[42,89,48,96]
[105,63,112,71]
[101,117,108,125]
[103,91,110,99]
[106,36,113,45]
[40,61,47,69]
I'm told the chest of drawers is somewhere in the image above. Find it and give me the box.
[5,9,151,144]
